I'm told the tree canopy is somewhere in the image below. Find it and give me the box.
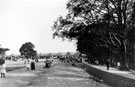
[19,42,37,58]
[52,0,135,70]
[0,48,9,54]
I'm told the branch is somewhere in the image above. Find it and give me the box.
[109,32,124,38]
[105,0,117,25]
[114,34,122,45]
[123,0,129,29]
[110,0,118,12]
[109,32,116,45]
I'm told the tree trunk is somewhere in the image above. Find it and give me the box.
[120,40,129,70]
[133,44,135,70]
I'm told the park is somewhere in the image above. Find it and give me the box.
[0,0,135,87]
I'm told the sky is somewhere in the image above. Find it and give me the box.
[0,0,76,55]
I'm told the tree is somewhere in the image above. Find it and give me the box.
[0,48,9,55]
[52,0,135,70]
[0,47,9,65]
[19,42,37,58]
[74,51,80,59]
[65,52,72,57]
[102,0,135,70]
[47,53,53,57]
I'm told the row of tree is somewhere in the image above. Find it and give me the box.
[52,0,135,70]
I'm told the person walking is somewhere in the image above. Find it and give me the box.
[43,58,47,68]
[0,61,6,78]
[0,47,9,78]
[31,58,36,70]
[106,59,110,71]
[24,59,31,70]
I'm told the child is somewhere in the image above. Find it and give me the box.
[25,59,31,70]
[0,62,6,78]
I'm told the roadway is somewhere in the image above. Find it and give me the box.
[0,59,112,87]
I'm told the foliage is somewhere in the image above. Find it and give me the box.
[0,59,5,65]
[0,48,9,54]
[65,52,72,57]
[19,42,37,58]
[127,28,135,43]
[52,0,135,70]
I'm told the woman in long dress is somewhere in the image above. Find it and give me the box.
[0,48,9,78]
[31,58,35,70]
[0,62,6,78]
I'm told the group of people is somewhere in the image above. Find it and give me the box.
[0,57,37,78]
[24,58,36,70]
[43,56,53,68]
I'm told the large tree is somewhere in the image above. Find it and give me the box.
[52,0,135,70]
[19,42,37,58]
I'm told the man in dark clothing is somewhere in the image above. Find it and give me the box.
[106,59,110,70]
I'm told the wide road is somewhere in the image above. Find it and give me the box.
[0,59,112,87]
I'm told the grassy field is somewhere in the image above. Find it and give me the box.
[5,59,45,72]
[5,59,25,72]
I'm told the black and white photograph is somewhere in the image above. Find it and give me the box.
[0,0,135,87]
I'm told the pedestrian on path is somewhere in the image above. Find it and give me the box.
[31,58,36,70]
[117,62,120,69]
[106,59,110,71]
[0,47,9,78]
[24,58,31,70]
[0,62,6,78]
